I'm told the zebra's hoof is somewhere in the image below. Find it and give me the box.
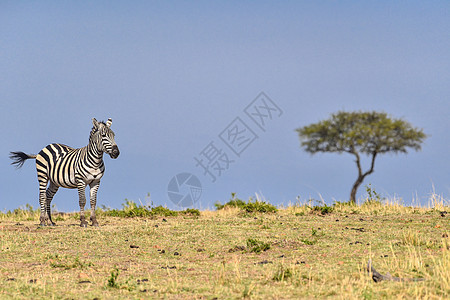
[92,223,99,227]
[39,223,46,227]
[49,223,56,226]
[80,222,88,228]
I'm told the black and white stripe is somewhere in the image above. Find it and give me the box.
[10,118,119,227]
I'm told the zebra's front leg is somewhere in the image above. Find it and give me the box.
[77,179,88,227]
[89,180,100,227]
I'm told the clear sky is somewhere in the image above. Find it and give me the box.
[1,1,449,212]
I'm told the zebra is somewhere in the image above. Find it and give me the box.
[10,118,120,227]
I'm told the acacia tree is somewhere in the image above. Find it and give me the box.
[296,111,427,204]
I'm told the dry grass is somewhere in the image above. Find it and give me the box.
[0,198,448,299]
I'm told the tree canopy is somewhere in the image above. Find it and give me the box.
[296,111,427,203]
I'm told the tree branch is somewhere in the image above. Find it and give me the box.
[349,148,362,177]
[362,152,377,178]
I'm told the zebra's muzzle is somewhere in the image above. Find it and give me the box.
[110,145,120,159]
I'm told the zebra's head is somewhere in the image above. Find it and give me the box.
[91,118,120,159]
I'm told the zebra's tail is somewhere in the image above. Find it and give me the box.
[9,151,36,169]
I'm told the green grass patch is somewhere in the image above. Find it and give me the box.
[49,256,93,270]
[215,193,277,213]
[99,200,200,218]
[246,238,271,253]
[107,267,120,288]
[272,264,294,281]
[311,204,334,215]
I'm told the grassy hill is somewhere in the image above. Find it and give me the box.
[0,196,448,299]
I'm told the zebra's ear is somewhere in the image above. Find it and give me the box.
[106,118,112,128]
[92,118,99,129]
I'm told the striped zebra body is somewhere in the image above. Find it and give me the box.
[10,118,119,227]
[37,143,105,189]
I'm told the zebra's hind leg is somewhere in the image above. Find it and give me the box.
[46,182,59,226]
[38,177,49,226]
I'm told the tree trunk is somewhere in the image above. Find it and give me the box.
[349,151,377,204]
[350,176,364,204]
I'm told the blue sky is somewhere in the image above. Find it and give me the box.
[1,1,449,212]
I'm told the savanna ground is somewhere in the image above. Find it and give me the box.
[0,193,448,299]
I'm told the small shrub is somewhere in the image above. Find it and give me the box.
[246,238,271,253]
[214,193,247,210]
[301,238,316,245]
[100,200,198,218]
[363,184,384,206]
[101,200,151,217]
[107,267,120,288]
[244,199,277,213]
[215,193,277,213]
[180,208,201,216]
[300,228,323,245]
[150,206,178,217]
[311,205,334,215]
[273,264,293,281]
[50,256,93,270]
